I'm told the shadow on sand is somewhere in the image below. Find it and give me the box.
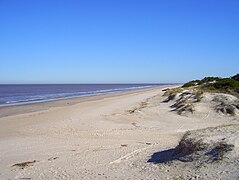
[147,147,194,164]
[147,148,176,164]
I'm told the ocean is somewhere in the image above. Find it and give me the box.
[0,84,165,107]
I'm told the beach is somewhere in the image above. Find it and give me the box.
[1,0,238,179]
[0,85,235,179]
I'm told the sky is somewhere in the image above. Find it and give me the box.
[0,0,239,84]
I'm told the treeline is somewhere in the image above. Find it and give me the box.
[182,74,239,96]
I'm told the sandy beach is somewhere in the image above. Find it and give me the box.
[0,85,237,179]
[1,0,238,179]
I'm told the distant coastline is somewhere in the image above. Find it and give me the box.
[0,84,175,107]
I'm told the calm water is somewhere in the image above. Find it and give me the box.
[0,84,164,107]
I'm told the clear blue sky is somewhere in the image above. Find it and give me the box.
[0,0,238,84]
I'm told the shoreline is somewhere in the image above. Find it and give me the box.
[0,85,175,118]
[0,84,163,108]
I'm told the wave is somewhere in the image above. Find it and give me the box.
[0,85,156,107]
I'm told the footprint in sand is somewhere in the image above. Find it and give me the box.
[48,157,59,161]
[132,122,140,128]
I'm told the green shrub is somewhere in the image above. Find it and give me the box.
[231,74,239,81]
[182,77,221,88]
[201,77,221,83]
[182,80,201,88]
[213,78,239,89]
[182,74,239,96]
[203,78,239,94]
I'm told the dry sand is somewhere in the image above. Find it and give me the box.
[0,86,237,179]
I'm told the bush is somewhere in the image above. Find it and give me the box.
[182,77,221,88]
[182,80,201,88]
[201,77,221,83]
[213,78,239,91]
[231,74,239,81]
[202,78,239,94]
[182,74,239,96]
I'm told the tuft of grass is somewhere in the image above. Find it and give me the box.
[169,90,202,115]
[173,135,208,158]
[206,143,234,161]
[194,90,203,102]
[216,103,237,116]
[162,88,184,103]
[176,104,195,115]
[163,87,183,96]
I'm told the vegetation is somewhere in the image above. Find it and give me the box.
[203,78,239,93]
[201,77,221,83]
[182,74,239,97]
[231,74,239,81]
[182,80,201,88]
